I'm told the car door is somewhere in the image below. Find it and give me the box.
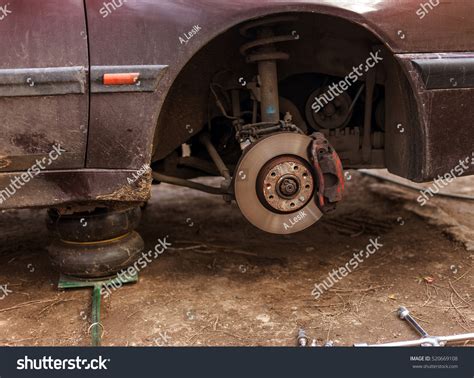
[0,0,89,172]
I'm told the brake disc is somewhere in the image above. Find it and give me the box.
[233,132,322,234]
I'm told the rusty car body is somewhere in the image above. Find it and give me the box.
[0,0,473,234]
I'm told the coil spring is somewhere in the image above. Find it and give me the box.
[239,15,298,63]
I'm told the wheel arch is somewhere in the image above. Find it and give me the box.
[152,6,423,179]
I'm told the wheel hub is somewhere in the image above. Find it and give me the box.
[257,156,314,213]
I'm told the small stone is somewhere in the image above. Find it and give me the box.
[256,314,270,323]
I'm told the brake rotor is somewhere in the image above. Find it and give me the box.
[234,132,322,234]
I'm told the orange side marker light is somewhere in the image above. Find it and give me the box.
[103,72,140,85]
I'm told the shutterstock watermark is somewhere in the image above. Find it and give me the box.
[0,284,12,300]
[417,154,473,206]
[17,356,109,370]
[101,236,172,297]
[0,144,65,205]
[311,50,383,113]
[311,237,383,299]
[416,0,440,19]
[99,0,127,18]
[154,329,171,346]
[0,3,12,21]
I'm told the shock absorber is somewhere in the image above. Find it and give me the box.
[239,16,297,124]
[232,16,345,235]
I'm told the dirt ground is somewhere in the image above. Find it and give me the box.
[0,171,472,346]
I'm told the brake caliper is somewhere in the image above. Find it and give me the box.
[309,132,345,214]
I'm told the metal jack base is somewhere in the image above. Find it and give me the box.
[58,273,138,346]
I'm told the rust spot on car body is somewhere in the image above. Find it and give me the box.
[11,132,55,154]
[96,170,152,202]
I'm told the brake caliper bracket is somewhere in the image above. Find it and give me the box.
[309,132,345,213]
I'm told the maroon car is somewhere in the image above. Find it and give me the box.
[0,0,473,276]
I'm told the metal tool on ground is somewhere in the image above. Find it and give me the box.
[296,328,333,347]
[354,306,474,347]
[398,306,429,339]
[297,328,309,347]
[58,273,138,346]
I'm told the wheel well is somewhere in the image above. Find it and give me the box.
[153,11,421,179]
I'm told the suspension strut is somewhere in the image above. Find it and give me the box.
[239,16,345,215]
[239,16,297,123]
